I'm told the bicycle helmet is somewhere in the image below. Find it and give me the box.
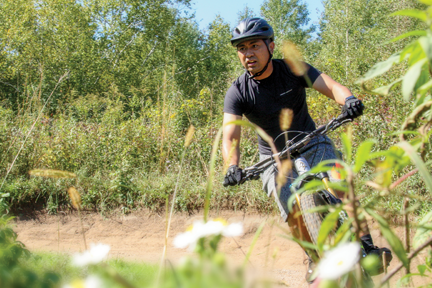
[231,17,274,47]
[231,18,274,78]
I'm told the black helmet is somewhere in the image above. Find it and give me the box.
[231,17,274,47]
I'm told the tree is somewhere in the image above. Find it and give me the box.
[237,5,257,23]
[0,0,197,111]
[260,0,314,58]
[0,0,98,110]
[202,16,238,94]
[314,0,423,84]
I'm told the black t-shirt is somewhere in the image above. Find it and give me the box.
[223,59,322,155]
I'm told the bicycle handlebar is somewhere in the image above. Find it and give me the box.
[239,112,353,184]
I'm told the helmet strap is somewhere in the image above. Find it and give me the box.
[248,41,273,79]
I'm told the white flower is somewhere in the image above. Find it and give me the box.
[222,222,243,237]
[83,275,103,288]
[72,243,110,267]
[62,275,103,288]
[173,220,243,250]
[194,220,225,238]
[316,242,361,280]
[173,231,195,249]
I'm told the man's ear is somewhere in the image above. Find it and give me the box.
[269,41,275,54]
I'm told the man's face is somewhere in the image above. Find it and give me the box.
[236,39,274,75]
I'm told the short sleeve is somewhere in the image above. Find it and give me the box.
[299,63,322,87]
[223,84,244,116]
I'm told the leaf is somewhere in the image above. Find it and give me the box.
[402,58,427,100]
[243,221,265,267]
[389,30,427,43]
[29,169,77,179]
[317,208,342,248]
[284,235,319,251]
[415,67,432,96]
[334,218,354,245]
[340,128,352,164]
[359,53,400,82]
[391,9,427,22]
[401,101,432,131]
[373,159,393,187]
[418,79,432,95]
[372,78,402,96]
[417,265,426,275]
[419,36,432,61]
[398,141,432,195]
[419,0,432,6]
[418,264,427,275]
[354,140,376,173]
[407,42,426,65]
[365,208,409,268]
[413,211,432,249]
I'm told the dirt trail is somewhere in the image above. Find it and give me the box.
[11,210,428,287]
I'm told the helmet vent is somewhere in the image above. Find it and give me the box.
[246,23,255,31]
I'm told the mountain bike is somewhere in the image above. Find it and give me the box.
[238,113,374,285]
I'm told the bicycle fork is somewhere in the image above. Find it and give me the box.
[292,156,338,210]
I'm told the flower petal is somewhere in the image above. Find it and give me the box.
[317,242,361,280]
[72,243,110,267]
[222,223,243,237]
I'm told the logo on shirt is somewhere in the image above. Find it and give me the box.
[280,89,292,96]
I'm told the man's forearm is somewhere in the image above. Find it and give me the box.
[313,74,353,105]
[331,83,353,105]
[222,140,240,166]
[222,113,242,166]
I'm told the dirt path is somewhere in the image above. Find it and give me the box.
[11,210,428,287]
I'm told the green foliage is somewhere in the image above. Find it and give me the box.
[3,0,432,286]
[293,3,432,286]
[413,211,432,249]
[260,0,314,58]
[0,216,61,288]
[0,0,237,115]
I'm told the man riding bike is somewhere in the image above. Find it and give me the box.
[222,17,392,283]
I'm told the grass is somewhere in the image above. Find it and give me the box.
[23,252,158,287]
[1,78,431,221]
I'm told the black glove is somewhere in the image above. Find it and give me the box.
[341,96,364,119]
[223,165,243,187]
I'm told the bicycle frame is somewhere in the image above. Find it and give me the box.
[239,113,351,218]
[241,113,352,184]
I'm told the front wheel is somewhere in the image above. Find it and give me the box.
[299,191,329,246]
[299,192,374,287]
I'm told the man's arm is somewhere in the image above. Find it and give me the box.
[312,73,353,105]
[222,113,242,166]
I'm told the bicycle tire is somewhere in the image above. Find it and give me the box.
[299,191,330,245]
[300,192,374,287]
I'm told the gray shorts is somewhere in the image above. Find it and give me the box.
[260,135,341,221]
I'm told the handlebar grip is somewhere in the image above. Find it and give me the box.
[336,112,350,122]
[223,168,246,187]
[222,178,229,187]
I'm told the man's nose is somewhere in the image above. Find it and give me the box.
[244,48,254,57]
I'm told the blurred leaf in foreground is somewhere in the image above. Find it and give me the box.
[29,169,76,179]
[413,210,432,249]
[68,187,82,210]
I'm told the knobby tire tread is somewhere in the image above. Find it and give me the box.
[299,192,327,245]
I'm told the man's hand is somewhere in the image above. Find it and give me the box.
[341,96,364,119]
[223,165,243,187]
